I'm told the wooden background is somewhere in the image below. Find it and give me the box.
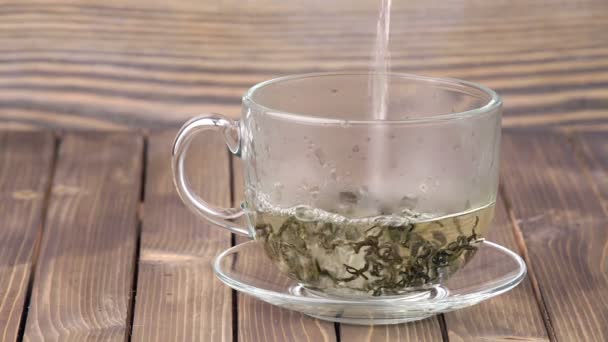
[0,130,606,342]
[0,0,606,131]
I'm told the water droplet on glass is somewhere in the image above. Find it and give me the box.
[424,177,437,191]
[330,168,338,181]
[400,195,418,208]
[419,183,428,193]
[309,185,320,199]
[314,148,326,166]
[358,186,369,198]
[272,182,283,200]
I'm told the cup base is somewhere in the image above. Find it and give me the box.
[289,283,449,301]
[213,239,526,325]
[287,284,449,324]
[306,312,435,325]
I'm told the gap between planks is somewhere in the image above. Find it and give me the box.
[125,136,148,342]
[15,134,60,342]
[499,184,557,341]
[437,314,449,342]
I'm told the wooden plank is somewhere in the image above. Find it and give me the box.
[339,319,444,342]
[23,133,143,341]
[500,131,608,341]
[0,1,608,130]
[232,156,337,342]
[444,197,549,341]
[0,131,54,342]
[575,131,608,212]
[131,131,232,342]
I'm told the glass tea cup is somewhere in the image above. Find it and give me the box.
[172,72,502,297]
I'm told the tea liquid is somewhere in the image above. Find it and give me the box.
[253,202,494,296]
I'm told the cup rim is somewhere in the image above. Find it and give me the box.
[243,72,502,125]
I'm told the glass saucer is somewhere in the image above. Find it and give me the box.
[213,240,526,325]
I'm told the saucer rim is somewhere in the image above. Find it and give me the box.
[213,240,527,307]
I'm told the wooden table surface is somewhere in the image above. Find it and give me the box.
[0,129,606,342]
[0,0,607,341]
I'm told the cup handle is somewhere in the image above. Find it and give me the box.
[172,114,250,237]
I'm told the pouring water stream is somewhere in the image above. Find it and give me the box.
[368,0,393,202]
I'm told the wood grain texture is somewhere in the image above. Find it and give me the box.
[339,318,444,342]
[0,131,54,342]
[444,198,549,342]
[0,0,607,130]
[575,132,608,213]
[131,131,232,342]
[231,156,337,342]
[500,131,608,342]
[23,133,143,341]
